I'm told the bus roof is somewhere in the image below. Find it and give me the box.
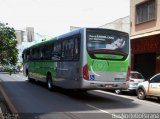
[23,27,129,52]
[23,27,84,52]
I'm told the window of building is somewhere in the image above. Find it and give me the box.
[136,0,156,24]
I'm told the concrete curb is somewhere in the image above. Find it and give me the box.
[0,83,20,119]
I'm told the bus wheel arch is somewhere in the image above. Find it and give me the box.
[26,69,33,82]
[46,72,53,91]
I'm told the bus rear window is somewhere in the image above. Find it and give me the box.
[86,29,129,60]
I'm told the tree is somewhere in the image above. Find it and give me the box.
[0,22,18,66]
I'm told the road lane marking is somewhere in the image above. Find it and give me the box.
[64,112,81,119]
[87,104,110,114]
[86,104,123,119]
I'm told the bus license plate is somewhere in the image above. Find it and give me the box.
[105,84,113,88]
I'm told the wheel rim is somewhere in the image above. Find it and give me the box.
[138,90,144,98]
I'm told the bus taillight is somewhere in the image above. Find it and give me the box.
[126,66,131,81]
[83,64,89,80]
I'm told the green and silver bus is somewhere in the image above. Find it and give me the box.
[22,28,130,91]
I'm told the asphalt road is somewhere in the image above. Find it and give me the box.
[0,72,160,119]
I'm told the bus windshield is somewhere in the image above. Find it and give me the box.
[86,29,129,60]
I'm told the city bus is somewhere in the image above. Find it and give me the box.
[22,28,130,91]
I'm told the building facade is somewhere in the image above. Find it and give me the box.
[99,16,130,34]
[130,0,160,79]
[15,27,35,62]
[70,16,130,34]
[15,27,34,44]
[26,27,34,42]
[15,27,50,63]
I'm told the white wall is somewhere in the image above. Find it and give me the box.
[99,16,130,34]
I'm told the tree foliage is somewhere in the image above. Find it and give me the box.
[0,22,18,66]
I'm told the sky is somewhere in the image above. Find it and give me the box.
[0,0,130,37]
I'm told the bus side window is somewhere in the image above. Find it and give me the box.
[44,45,52,60]
[22,50,28,61]
[74,37,80,60]
[64,40,70,60]
[61,40,67,60]
[69,39,74,60]
[62,39,74,61]
[26,50,29,61]
[39,47,44,60]
[34,48,40,60]
[22,54,24,59]
[67,39,74,60]
[52,42,61,61]
[30,49,33,60]
[32,49,36,60]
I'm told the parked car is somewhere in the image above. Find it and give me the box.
[115,71,145,94]
[137,73,160,100]
[0,65,17,74]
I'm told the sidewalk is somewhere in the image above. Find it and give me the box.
[0,73,19,119]
[0,76,11,114]
[0,94,10,112]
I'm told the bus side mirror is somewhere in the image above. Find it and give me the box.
[22,54,24,59]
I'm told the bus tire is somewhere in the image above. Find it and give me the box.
[28,76,32,82]
[28,75,34,82]
[47,74,53,91]
[27,70,33,82]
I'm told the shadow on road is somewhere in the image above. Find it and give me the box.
[0,81,139,111]
[1,72,157,119]
[107,90,160,104]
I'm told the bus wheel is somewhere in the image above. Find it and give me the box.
[137,88,146,100]
[28,76,32,82]
[28,72,33,82]
[47,75,53,91]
